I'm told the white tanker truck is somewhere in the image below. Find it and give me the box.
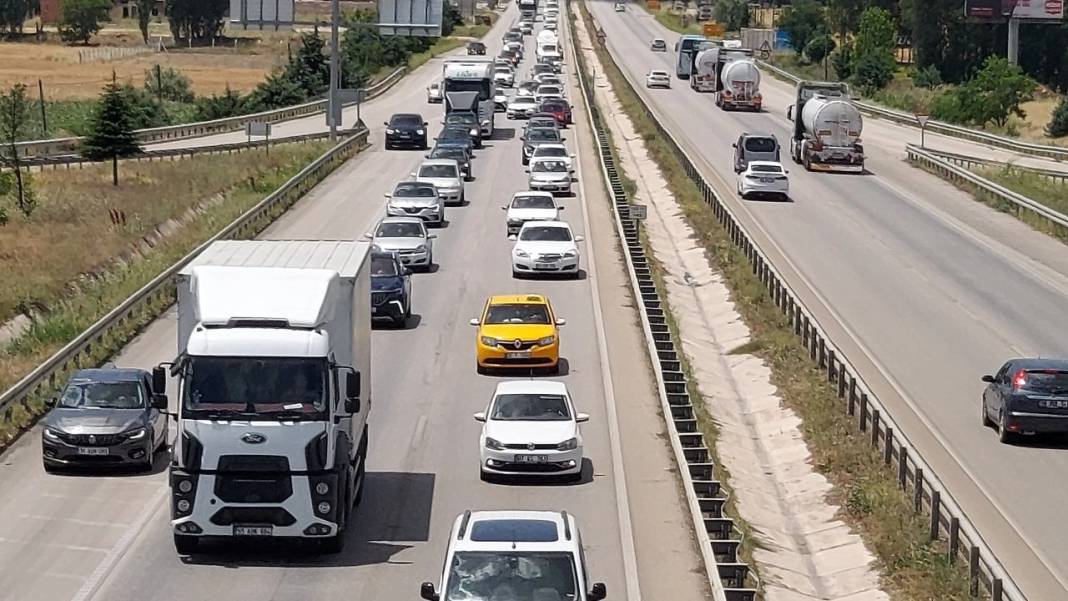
[690,46,762,111]
[786,81,864,173]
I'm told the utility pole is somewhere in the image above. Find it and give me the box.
[155,64,164,106]
[37,79,48,136]
[1006,17,1020,65]
[328,0,340,142]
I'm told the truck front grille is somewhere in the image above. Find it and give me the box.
[214,455,293,503]
[210,507,297,526]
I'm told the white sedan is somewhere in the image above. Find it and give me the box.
[475,380,588,482]
[737,161,789,200]
[510,220,582,278]
[530,142,574,172]
[646,69,671,88]
[502,191,562,235]
[507,96,540,119]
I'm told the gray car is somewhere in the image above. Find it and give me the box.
[41,367,168,471]
[733,133,781,173]
[366,216,437,271]
[386,181,445,226]
[520,127,565,165]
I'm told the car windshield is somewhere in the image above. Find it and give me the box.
[446,114,477,125]
[441,127,471,140]
[182,357,327,418]
[485,303,551,324]
[530,119,557,129]
[377,222,424,237]
[536,146,567,158]
[514,97,537,105]
[59,381,144,409]
[495,68,512,74]
[432,149,465,162]
[420,164,458,178]
[744,137,777,152]
[1021,370,1068,392]
[491,393,571,420]
[391,115,422,126]
[444,552,577,601]
[538,86,561,94]
[650,71,667,77]
[395,183,436,197]
[533,160,568,173]
[520,225,571,241]
[751,164,782,173]
[513,195,555,209]
[528,129,558,142]
[371,255,400,276]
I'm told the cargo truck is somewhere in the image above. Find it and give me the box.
[160,239,372,556]
[442,59,496,136]
[691,46,761,110]
[673,34,707,79]
[786,81,864,173]
[519,0,536,19]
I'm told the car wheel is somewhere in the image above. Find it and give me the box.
[384,142,392,150]
[42,459,58,474]
[174,534,200,555]
[141,444,155,472]
[998,410,1015,444]
[476,361,488,375]
[981,399,994,428]
[480,468,493,483]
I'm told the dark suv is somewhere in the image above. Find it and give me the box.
[733,133,780,172]
[370,252,413,327]
[428,145,473,180]
[521,127,564,165]
[385,113,429,150]
[41,367,169,472]
[444,111,484,148]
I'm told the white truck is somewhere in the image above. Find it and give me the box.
[442,59,496,136]
[786,81,865,172]
[160,239,373,555]
[691,46,762,111]
[536,30,562,69]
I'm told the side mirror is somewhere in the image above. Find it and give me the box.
[786,105,794,121]
[731,142,737,148]
[508,234,518,241]
[151,393,168,411]
[423,122,428,127]
[576,412,590,423]
[410,172,417,177]
[981,375,996,383]
[474,411,487,422]
[555,318,566,326]
[420,582,439,601]
[152,366,167,394]
[383,121,390,126]
[364,232,374,239]
[346,370,361,400]
[469,318,480,326]
[524,168,530,173]
[574,235,584,242]
[427,233,438,239]
[501,205,509,210]
[570,153,575,158]
[589,583,607,601]
[404,267,413,276]
[384,192,392,198]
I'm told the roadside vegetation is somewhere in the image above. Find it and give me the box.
[577,0,975,598]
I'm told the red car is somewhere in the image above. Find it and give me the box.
[539,99,572,126]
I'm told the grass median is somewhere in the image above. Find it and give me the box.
[0,141,336,449]
[576,0,974,598]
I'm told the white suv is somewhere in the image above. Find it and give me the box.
[420,510,607,601]
[475,380,587,480]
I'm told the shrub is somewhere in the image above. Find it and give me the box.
[913,64,942,89]
[805,34,835,64]
[144,67,195,103]
[1046,97,1068,138]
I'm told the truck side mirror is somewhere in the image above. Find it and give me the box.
[786,105,794,121]
[152,366,167,394]
[420,582,439,601]
[346,370,361,400]
[589,583,607,601]
[151,393,168,411]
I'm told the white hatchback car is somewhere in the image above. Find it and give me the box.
[646,69,671,88]
[420,510,607,601]
[502,191,562,235]
[507,95,540,119]
[737,160,789,200]
[510,220,582,278]
[412,159,465,205]
[535,84,565,103]
[475,380,587,480]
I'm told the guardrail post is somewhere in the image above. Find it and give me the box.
[884,427,893,465]
[870,409,880,445]
[827,350,835,382]
[859,393,868,432]
[837,367,847,398]
[969,546,980,597]
[802,316,810,346]
[818,338,826,368]
[899,447,908,489]
[848,378,857,415]
[914,468,924,512]
[930,490,941,540]
[993,578,1003,601]
[949,517,960,563]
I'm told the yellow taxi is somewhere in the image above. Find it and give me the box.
[469,294,565,374]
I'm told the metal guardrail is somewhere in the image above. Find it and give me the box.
[0,125,370,424]
[13,66,406,159]
[757,59,1068,162]
[907,144,1068,232]
[569,9,755,601]
[920,146,1068,184]
[594,12,1026,601]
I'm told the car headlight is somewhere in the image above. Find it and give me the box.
[515,249,530,258]
[537,335,555,346]
[416,129,425,135]
[557,437,578,451]
[371,244,382,252]
[386,128,396,134]
[480,336,499,346]
[415,244,427,252]
[485,437,505,450]
[43,427,62,441]
[470,128,479,136]
[123,427,147,441]
[564,250,577,258]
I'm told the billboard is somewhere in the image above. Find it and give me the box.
[230,0,295,30]
[966,0,1063,20]
[377,0,444,37]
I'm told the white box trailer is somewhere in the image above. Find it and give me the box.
[164,239,373,555]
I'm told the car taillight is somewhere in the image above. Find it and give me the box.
[1012,369,1028,390]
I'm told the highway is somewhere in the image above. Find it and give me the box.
[0,7,711,601]
[590,1,1068,598]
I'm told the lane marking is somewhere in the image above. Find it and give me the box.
[0,537,109,554]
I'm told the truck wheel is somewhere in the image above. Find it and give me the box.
[174,534,199,555]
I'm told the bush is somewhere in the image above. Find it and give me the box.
[832,44,853,80]
[852,49,894,91]
[58,0,111,44]
[713,0,749,32]
[144,67,195,103]
[913,64,942,89]
[1045,97,1068,138]
[777,0,828,59]
[195,86,245,121]
[805,34,835,64]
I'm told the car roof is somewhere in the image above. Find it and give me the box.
[741,132,778,140]
[1010,358,1068,370]
[494,380,569,395]
[533,143,567,150]
[513,190,555,198]
[420,158,460,167]
[395,180,436,187]
[380,215,425,225]
[521,219,570,228]
[69,367,147,384]
[748,161,783,168]
[488,294,549,305]
[450,510,578,553]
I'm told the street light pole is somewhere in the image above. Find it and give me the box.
[328,0,340,141]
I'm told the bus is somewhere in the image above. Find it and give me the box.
[674,34,707,79]
[442,59,496,137]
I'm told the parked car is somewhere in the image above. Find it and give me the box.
[646,70,671,88]
[526,157,574,195]
[41,367,168,472]
[470,294,565,374]
[538,98,572,126]
[474,381,588,481]
[736,161,789,200]
[427,81,443,103]
[651,38,667,51]
[520,126,565,165]
[509,220,583,277]
[427,145,473,180]
[366,216,436,270]
[467,41,486,55]
[412,159,466,205]
[370,251,412,327]
[385,180,445,226]
[502,191,562,235]
[982,358,1068,443]
[384,113,428,150]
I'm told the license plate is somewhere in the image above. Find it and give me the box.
[1039,400,1068,409]
[233,525,273,536]
[506,351,531,359]
[759,178,773,183]
[77,447,108,456]
[515,454,548,463]
[534,263,556,270]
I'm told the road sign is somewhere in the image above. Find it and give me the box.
[914,113,930,127]
[378,0,444,37]
[337,88,366,104]
[246,121,271,137]
[914,113,930,148]
[622,204,647,220]
[230,0,294,30]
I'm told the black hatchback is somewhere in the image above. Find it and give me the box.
[384,113,428,150]
[982,358,1068,442]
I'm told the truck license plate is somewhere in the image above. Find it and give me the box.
[233,525,273,536]
[77,447,108,456]
[515,454,548,463]
[506,351,531,359]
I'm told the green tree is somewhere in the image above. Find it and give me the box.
[0,0,34,34]
[195,85,245,120]
[0,83,36,217]
[777,0,827,60]
[805,33,835,64]
[850,7,896,91]
[1048,97,1068,138]
[959,56,1036,128]
[167,0,227,42]
[144,66,194,102]
[832,43,853,79]
[242,69,307,112]
[913,64,942,89]
[59,0,112,44]
[713,0,748,32]
[826,0,862,37]
[82,81,143,186]
[136,0,154,44]
[286,29,330,97]
[441,0,463,36]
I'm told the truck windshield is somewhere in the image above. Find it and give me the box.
[182,356,329,419]
[444,79,491,101]
[444,552,577,601]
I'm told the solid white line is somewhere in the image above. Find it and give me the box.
[565,12,643,601]
[72,487,167,601]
